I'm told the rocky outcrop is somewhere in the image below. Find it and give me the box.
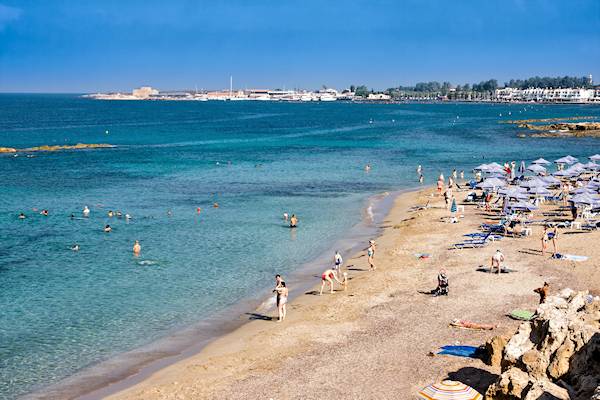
[0,143,115,153]
[485,289,600,400]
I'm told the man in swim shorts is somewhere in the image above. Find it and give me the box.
[320,268,343,295]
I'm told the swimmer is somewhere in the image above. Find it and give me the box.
[104,224,112,233]
[71,244,80,251]
[365,164,371,172]
[116,211,123,218]
[167,210,172,217]
[319,269,343,295]
[417,165,422,175]
[40,209,49,216]
[18,212,26,219]
[334,250,343,271]
[82,206,90,217]
[283,212,289,221]
[107,210,114,218]
[125,214,132,220]
[213,203,219,208]
[70,214,75,219]
[133,240,141,256]
[196,207,202,214]
[289,214,298,228]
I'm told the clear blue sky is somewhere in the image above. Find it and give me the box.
[0,0,598,93]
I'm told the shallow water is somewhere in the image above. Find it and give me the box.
[0,95,599,399]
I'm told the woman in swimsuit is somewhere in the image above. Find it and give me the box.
[319,269,343,295]
[550,226,558,257]
[367,240,376,270]
[276,282,288,321]
[289,214,298,228]
[541,225,549,256]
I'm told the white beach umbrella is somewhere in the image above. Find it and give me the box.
[555,155,578,164]
[539,176,561,186]
[477,177,506,190]
[582,162,599,170]
[528,186,551,196]
[473,164,490,171]
[520,178,548,188]
[487,162,504,169]
[589,154,600,162]
[532,157,551,165]
[571,187,596,195]
[526,164,547,175]
[508,201,538,211]
[570,193,599,205]
[554,169,575,177]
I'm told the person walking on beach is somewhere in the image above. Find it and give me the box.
[490,249,505,274]
[133,240,141,256]
[334,250,343,271]
[275,282,288,321]
[319,268,343,295]
[367,240,376,270]
[550,226,559,257]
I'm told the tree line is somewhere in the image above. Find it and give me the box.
[349,75,591,98]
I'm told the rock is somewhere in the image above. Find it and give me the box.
[0,147,17,153]
[486,290,600,400]
[485,335,509,367]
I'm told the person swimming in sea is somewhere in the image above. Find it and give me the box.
[104,224,112,233]
[40,209,49,216]
[289,214,298,228]
[283,212,289,221]
[71,244,80,251]
[116,211,123,218]
[107,210,114,217]
[82,206,90,217]
[18,212,26,219]
[133,240,141,256]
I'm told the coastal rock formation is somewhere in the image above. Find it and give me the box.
[484,335,509,368]
[0,143,115,153]
[485,289,600,400]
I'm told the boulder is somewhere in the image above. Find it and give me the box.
[486,290,600,400]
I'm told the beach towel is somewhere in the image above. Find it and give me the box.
[552,253,588,262]
[437,345,480,358]
[509,309,535,321]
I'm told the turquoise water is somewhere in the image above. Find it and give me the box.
[1,95,599,399]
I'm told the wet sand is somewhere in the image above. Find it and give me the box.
[102,187,600,399]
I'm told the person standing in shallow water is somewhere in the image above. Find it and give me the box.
[289,214,298,228]
[133,240,141,256]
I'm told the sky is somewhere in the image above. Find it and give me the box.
[0,0,599,93]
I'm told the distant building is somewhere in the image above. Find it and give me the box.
[132,86,159,99]
[495,87,596,103]
[367,93,391,101]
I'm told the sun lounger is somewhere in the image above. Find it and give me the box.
[552,253,588,261]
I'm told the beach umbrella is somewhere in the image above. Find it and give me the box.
[532,157,551,165]
[477,177,506,190]
[473,164,490,171]
[499,188,529,199]
[539,176,561,186]
[571,187,595,195]
[484,165,506,175]
[487,172,506,178]
[418,380,482,400]
[520,178,548,188]
[450,198,457,213]
[555,155,578,164]
[570,193,599,205]
[487,162,504,169]
[582,162,599,170]
[508,201,538,211]
[526,164,547,175]
[528,186,551,196]
[554,169,575,177]
[589,154,600,162]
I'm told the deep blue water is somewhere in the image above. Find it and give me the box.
[1,95,599,399]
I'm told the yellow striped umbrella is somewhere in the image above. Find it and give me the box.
[418,380,482,400]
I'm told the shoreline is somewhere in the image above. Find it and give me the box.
[23,187,415,400]
[96,184,599,399]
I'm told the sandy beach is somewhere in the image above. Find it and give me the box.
[97,186,599,400]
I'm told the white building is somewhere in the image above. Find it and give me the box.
[367,93,391,101]
[495,87,596,103]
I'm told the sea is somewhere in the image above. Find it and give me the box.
[1,94,599,399]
